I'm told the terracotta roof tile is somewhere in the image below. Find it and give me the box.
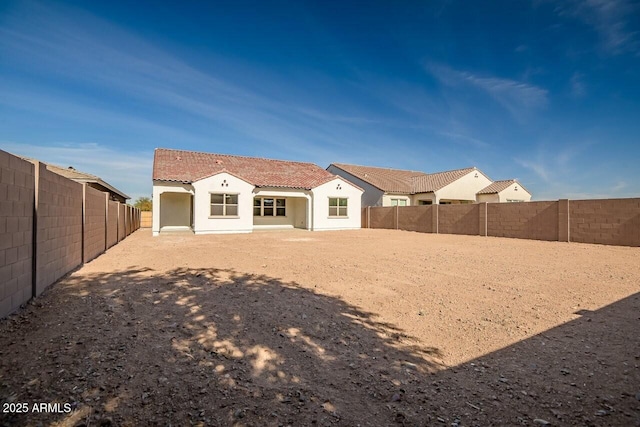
[331,163,477,194]
[153,148,337,190]
[477,179,529,195]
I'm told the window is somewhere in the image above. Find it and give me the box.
[329,198,348,217]
[506,199,523,203]
[390,198,407,206]
[210,193,238,216]
[418,200,432,205]
[254,197,286,216]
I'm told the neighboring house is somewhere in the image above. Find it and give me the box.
[327,163,530,205]
[477,180,531,203]
[20,157,130,203]
[152,148,363,235]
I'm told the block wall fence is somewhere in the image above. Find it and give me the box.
[0,150,140,318]
[363,199,640,247]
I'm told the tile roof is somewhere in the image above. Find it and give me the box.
[411,167,476,193]
[331,163,477,194]
[18,157,130,200]
[477,179,528,195]
[153,148,338,190]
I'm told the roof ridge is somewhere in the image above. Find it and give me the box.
[332,162,427,176]
[155,147,320,167]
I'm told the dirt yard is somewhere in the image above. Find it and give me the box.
[1,229,639,426]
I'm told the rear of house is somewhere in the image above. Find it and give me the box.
[152,149,363,235]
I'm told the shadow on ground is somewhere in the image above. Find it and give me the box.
[0,268,638,426]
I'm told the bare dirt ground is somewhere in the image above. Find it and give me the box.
[1,229,639,427]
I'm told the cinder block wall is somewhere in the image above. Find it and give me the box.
[365,198,639,247]
[35,164,83,296]
[107,200,119,248]
[487,201,558,241]
[118,204,126,241]
[0,152,34,317]
[439,204,479,235]
[397,206,434,233]
[369,206,395,230]
[84,185,107,263]
[571,199,640,246]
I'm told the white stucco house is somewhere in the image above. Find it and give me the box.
[152,149,363,235]
[327,163,531,206]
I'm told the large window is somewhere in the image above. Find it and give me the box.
[210,193,238,216]
[254,197,286,216]
[390,198,407,206]
[329,198,348,217]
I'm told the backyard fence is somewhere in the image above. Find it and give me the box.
[140,211,152,228]
[363,198,640,247]
[1,150,141,318]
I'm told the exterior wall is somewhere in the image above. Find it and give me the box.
[477,193,499,203]
[497,183,532,202]
[438,204,479,235]
[192,172,254,234]
[327,165,384,206]
[436,170,492,203]
[382,193,411,207]
[487,201,558,241]
[369,206,395,229]
[397,206,434,233]
[292,198,308,229]
[152,182,193,235]
[311,177,363,230]
[83,185,107,263]
[35,163,83,296]
[107,200,119,248]
[118,204,126,241]
[253,188,310,230]
[160,193,191,228]
[570,199,640,246]
[412,193,437,205]
[0,151,34,318]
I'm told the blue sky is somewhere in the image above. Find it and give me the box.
[1,0,639,201]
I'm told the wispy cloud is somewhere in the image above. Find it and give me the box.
[426,63,549,118]
[570,72,587,97]
[515,158,551,182]
[553,0,640,55]
[2,141,153,201]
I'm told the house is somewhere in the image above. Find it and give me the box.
[327,163,531,205]
[20,157,130,202]
[152,148,363,235]
[476,180,531,203]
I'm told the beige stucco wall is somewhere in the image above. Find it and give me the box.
[497,182,532,202]
[412,193,437,205]
[310,177,363,230]
[435,170,492,203]
[192,173,254,234]
[382,193,411,207]
[160,193,191,229]
[477,193,500,203]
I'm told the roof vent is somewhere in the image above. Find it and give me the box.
[68,166,75,170]
[216,160,223,165]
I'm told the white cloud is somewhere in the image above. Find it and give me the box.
[1,141,153,201]
[426,63,549,117]
[515,158,551,182]
[553,0,640,55]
